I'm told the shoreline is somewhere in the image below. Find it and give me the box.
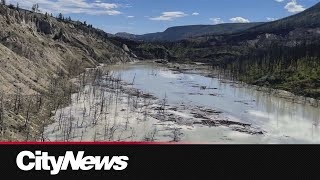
[161,60,320,108]
[44,62,265,142]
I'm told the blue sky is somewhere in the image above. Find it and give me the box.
[7,0,320,34]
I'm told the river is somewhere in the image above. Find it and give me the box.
[45,61,320,143]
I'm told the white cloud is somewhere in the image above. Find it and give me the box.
[192,12,200,16]
[210,18,224,24]
[150,11,188,21]
[7,0,122,15]
[94,3,118,9]
[285,0,305,13]
[91,10,121,15]
[266,17,277,21]
[230,17,250,23]
[275,0,284,2]
[127,16,135,18]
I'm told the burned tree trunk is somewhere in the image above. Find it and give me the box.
[0,92,4,136]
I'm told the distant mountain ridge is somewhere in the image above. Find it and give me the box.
[219,2,320,42]
[115,23,264,42]
[247,2,320,34]
[171,2,320,99]
[112,2,320,100]
[115,32,137,39]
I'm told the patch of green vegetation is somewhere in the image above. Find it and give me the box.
[239,57,320,98]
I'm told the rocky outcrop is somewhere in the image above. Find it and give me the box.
[37,19,53,34]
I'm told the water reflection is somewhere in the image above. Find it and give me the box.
[105,62,320,143]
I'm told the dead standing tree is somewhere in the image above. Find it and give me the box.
[172,127,181,142]
[14,87,22,115]
[31,3,39,13]
[24,97,32,128]
[0,92,4,136]
[159,93,167,116]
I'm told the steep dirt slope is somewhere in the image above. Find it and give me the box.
[0,5,133,94]
[0,5,134,141]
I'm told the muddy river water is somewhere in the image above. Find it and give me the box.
[45,61,320,143]
[110,62,320,143]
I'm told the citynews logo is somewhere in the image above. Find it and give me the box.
[16,151,129,175]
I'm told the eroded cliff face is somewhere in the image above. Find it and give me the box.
[0,5,134,141]
[0,5,133,94]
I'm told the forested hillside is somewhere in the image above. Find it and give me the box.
[116,23,263,42]
[118,2,320,99]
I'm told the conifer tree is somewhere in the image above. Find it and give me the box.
[1,0,6,6]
